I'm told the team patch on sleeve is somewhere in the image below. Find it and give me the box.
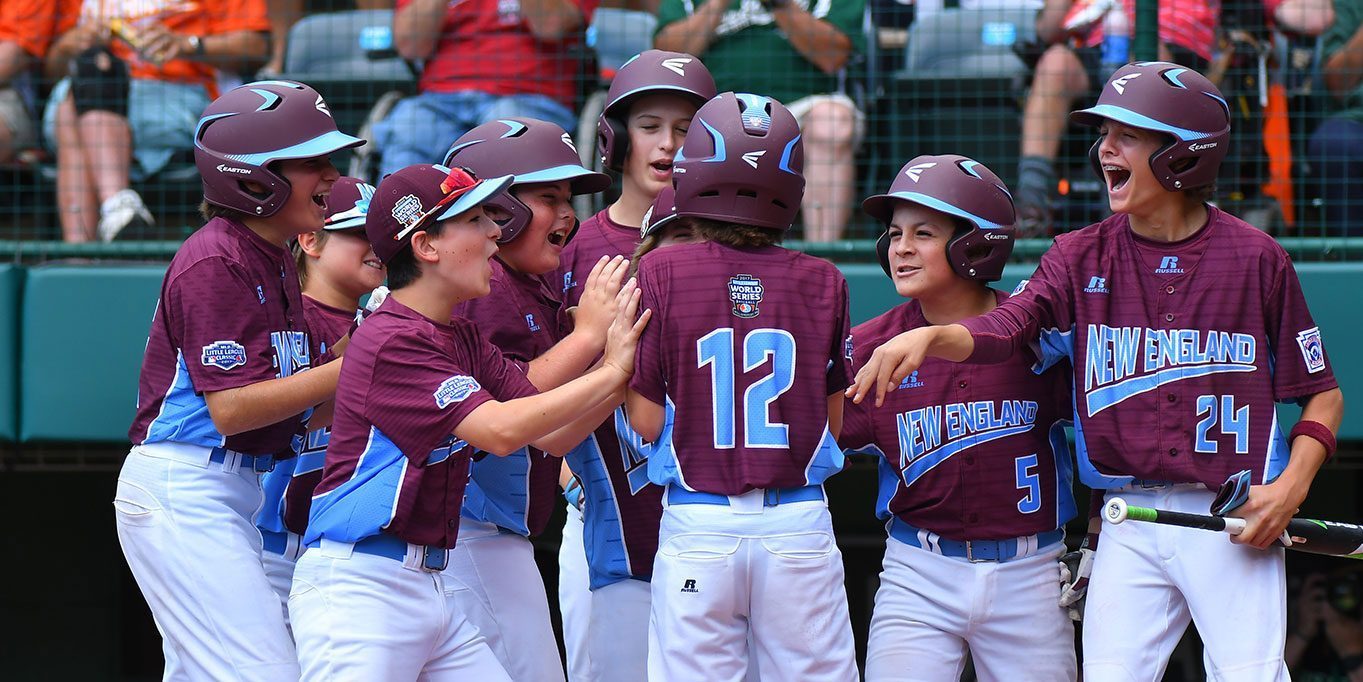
[201,340,247,370]
[844,334,854,361]
[1011,279,1029,296]
[434,375,482,408]
[1296,327,1326,374]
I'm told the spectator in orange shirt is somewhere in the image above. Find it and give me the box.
[42,0,270,242]
[0,0,66,164]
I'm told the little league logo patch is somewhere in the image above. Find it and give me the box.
[434,375,481,409]
[844,334,854,361]
[727,274,764,319]
[201,340,248,371]
[1011,279,1029,296]
[1296,327,1326,374]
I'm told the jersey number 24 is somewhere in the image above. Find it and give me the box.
[697,328,797,449]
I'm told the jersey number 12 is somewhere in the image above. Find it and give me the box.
[697,328,797,449]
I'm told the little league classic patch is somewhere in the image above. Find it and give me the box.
[1296,327,1325,374]
[201,340,247,370]
[728,274,764,319]
[434,375,481,409]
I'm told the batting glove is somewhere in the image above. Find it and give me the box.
[1058,548,1095,621]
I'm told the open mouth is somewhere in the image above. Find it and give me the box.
[650,160,673,175]
[362,258,383,271]
[1103,165,1131,193]
[547,227,571,246]
[895,264,920,278]
[311,192,328,209]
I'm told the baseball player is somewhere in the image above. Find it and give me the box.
[840,155,1078,681]
[290,163,651,680]
[441,118,623,682]
[116,80,363,679]
[626,92,859,682]
[256,176,386,624]
[549,49,716,682]
[847,62,1345,680]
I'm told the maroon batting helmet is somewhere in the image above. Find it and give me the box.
[442,118,611,244]
[640,183,679,239]
[597,50,717,171]
[672,92,804,231]
[863,155,1017,282]
[195,80,365,217]
[1070,61,1231,192]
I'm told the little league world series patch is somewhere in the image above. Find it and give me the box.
[434,375,481,409]
[728,274,764,319]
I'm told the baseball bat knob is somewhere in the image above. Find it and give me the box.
[1104,498,1129,525]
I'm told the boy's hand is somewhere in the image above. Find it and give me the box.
[603,279,650,379]
[574,255,629,345]
[845,327,936,407]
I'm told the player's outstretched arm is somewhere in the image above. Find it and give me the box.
[526,255,629,391]
[203,358,343,436]
[456,286,652,456]
[844,324,975,407]
[1232,387,1344,549]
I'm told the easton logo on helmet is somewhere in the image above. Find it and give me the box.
[905,162,936,182]
[217,164,251,175]
[1111,72,1142,94]
[560,133,577,154]
[984,232,1010,240]
[661,57,691,76]
[1188,141,1218,152]
[742,151,765,169]
[314,94,332,117]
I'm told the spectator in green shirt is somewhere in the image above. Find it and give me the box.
[654,0,866,242]
[1310,0,1363,236]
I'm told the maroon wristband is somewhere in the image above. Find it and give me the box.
[1290,420,1337,460]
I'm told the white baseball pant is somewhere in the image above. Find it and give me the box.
[560,503,596,681]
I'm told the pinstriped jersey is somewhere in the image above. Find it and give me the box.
[630,242,854,495]
[307,297,537,548]
[130,217,312,456]
[452,259,567,537]
[556,209,664,588]
[840,294,1077,540]
[962,208,1338,489]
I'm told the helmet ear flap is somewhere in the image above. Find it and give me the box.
[489,192,535,244]
[876,230,892,279]
[1087,134,1104,185]
[597,115,630,172]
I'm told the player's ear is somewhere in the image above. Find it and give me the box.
[409,230,440,265]
[297,231,325,258]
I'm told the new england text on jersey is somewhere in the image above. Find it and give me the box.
[896,399,1040,486]
[1084,325,1256,416]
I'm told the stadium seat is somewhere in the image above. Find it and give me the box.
[888,8,1036,191]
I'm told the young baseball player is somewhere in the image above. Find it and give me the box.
[256,176,385,624]
[626,92,859,682]
[848,62,1345,680]
[116,80,363,679]
[290,163,651,681]
[440,117,624,682]
[549,49,716,682]
[840,155,1078,681]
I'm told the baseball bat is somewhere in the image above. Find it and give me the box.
[1104,497,1363,559]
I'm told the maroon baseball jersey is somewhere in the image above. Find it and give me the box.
[550,208,640,308]
[129,217,312,457]
[306,296,538,548]
[961,207,1339,489]
[630,242,854,495]
[280,297,355,535]
[840,293,1077,540]
[450,259,568,536]
[551,209,664,587]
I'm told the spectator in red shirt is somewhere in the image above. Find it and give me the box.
[41,0,270,243]
[1015,0,1218,235]
[375,0,597,177]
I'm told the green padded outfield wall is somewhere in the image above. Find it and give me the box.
[0,265,20,440]
[22,265,165,442]
[24,261,1363,443]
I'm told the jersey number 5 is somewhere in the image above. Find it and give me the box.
[697,328,797,449]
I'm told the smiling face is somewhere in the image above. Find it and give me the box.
[885,203,967,300]
[622,93,697,200]
[270,156,340,236]
[422,206,504,299]
[307,229,386,301]
[1096,120,1171,215]
[496,180,575,275]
